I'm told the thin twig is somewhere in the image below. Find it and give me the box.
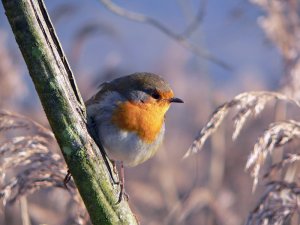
[98,0,231,70]
[178,0,207,38]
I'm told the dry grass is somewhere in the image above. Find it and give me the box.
[250,0,300,101]
[247,120,300,191]
[184,91,300,225]
[2,1,300,224]
[245,181,300,225]
[0,110,89,225]
[241,1,300,224]
[185,91,300,158]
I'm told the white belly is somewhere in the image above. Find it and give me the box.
[98,122,165,167]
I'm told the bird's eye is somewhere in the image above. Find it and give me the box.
[151,92,160,100]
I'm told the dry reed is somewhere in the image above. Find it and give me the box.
[246,120,300,191]
[0,110,89,225]
[185,91,300,158]
[185,91,300,225]
[245,181,300,225]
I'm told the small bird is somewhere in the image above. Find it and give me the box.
[85,72,183,201]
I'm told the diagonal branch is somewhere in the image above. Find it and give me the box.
[1,0,137,224]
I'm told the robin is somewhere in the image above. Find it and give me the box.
[85,72,183,202]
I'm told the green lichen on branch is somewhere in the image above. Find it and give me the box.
[1,0,137,224]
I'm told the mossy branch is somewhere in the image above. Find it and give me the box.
[1,0,137,224]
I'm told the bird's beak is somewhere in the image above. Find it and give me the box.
[169,97,184,103]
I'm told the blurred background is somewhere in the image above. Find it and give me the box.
[0,0,299,224]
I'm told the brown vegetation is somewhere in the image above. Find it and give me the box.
[1,1,300,225]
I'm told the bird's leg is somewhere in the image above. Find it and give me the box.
[64,169,71,189]
[117,162,129,204]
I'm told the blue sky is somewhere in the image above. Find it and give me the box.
[0,0,282,90]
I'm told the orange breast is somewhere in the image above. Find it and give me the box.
[111,101,170,143]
